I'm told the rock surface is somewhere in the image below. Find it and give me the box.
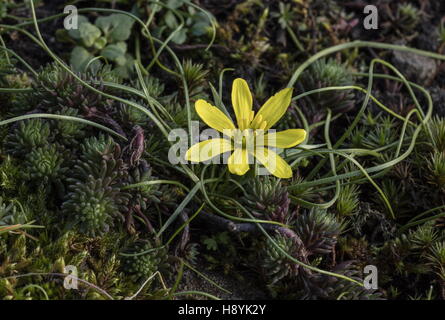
[392,50,438,85]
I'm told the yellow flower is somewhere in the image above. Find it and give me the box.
[185,78,307,178]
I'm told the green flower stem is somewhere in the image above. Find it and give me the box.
[180,258,231,294]
[0,88,33,93]
[287,40,445,88]
[122,180,190,193]
[166,203,205,246]
[0,113,127,141]
[0,33,11,64]
[183,0,217,51]
[299,58,432,187]
[286,24,305,52]
[293,85,412,124]
[0,46,39,77]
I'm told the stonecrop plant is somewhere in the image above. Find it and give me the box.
[2,0,445,302]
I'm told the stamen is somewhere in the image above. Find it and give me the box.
[233,129,242,148]
[238,118,244,130]
[224,128,234,138]
[251,115,262,129]
[259,120,267,130]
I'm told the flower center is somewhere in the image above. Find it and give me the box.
[232,129,265,151]
[249,114,268,130]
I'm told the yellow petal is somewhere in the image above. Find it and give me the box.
[253,147,292,178]
[252,88,293,130]
[186,139,233,162]
[264,129,307,148]
[231,78,253,130]
[228,148,250,175]
[195,99,235,133]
